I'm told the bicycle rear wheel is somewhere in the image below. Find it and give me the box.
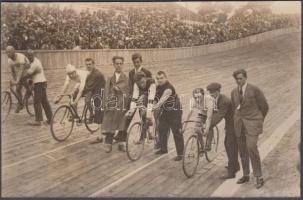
[25,92,34,116]
[183,134,200,178]
[84,106,99,133]
[205,126,220,162]
[1,91,12,123]
[126,122,144,161]
[50,105,74,142]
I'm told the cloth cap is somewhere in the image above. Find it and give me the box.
[207,82,221,91]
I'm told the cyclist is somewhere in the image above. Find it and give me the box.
[6,46,31,113]
[125,71,156,143]
[190,87,216,151]
[54,64,89,116]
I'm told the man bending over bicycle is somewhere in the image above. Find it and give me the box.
[125,72,156,143]
[6,46,31,113]
[54,64,89,117]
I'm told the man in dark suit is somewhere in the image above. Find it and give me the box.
[128,53,152,93]
[206,83,240,179]
[231,69,269,189]
[123,53,153,141]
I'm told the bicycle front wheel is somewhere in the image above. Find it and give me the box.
[50,105,74,142]
[126,122,144,161]
[183,134,200,178]
[25,92,34,116]
[1,91,12,123]
[205,126,220,162]
[84,106,99,133]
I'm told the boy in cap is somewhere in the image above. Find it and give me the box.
[206,82,240,179]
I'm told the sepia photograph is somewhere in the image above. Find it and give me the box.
[0,1,301,198]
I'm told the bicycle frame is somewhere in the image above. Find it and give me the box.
[59,94,87,122]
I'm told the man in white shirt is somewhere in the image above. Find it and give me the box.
[54,64,89,113]
[6,46,31,113]
[25,50,53,126]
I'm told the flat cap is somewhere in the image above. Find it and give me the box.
[206,82,221,91]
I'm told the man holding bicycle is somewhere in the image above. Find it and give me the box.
[6,46,31,113]
[206,82,240,180]
[125,71,156,143]
[25,50,53,126]
[153,71,184,161]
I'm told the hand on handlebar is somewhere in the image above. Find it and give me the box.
[125,109,135,117]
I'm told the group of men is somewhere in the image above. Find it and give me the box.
[5,46,268,189]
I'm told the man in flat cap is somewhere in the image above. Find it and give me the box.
[206,82,240,179]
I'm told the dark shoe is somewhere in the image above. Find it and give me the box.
[220,172,236,179]
[15,105,24,113]
[104,144,112,153]
[155,149,168,155]
[89,137,103,144]
[237,176,250,184]
[173,155,183,161]
[118,142,126,152]
[256,177,264,189]
[134,139,144,145]
[154,142,161,150]
[28,121,42,126]
[204,146,211,152]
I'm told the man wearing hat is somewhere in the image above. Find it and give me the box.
[206,82,240,179]
[54,64,89,111]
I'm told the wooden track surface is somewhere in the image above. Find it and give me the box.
[1,32,301,197]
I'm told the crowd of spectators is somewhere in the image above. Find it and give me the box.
[1,3,300,50]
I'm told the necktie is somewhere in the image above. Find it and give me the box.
[239,87,243,104]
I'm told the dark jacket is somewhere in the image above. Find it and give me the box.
[231,83,269,137]
[210,94,234,132]
[129,67,152,92]
[83,68,106,95]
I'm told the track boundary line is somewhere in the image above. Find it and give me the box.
[210,109,300,197]
[89,150,175,197]
[3,135,98,169]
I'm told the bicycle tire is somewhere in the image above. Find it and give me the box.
[84,105,99,133]
[25,92,35,116]
[126,122,144,161]
[1,91,12,123]
[183,134,200,178]
[205,126,219,162]
[50,105,74,142]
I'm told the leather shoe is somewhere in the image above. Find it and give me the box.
[118,142,126,152]
[256,177,264,189]
[104,144,112,153]
[155,149,168,155]
[237,176,250,184]
[173,155,183,161]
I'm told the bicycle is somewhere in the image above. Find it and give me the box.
[50,94,99,142]
[182,118,219,178]
[126,105,160,161]
[1,81,34,123]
